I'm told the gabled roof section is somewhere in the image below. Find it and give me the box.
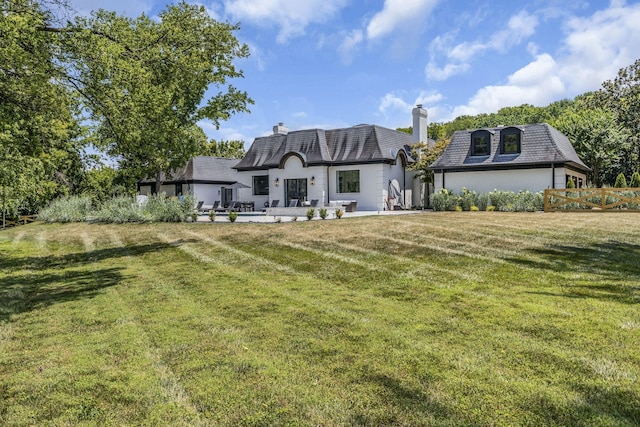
[139,156,239,184]
[429,123,590,172]
[235,124,415,171]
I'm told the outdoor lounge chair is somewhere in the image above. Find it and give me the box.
[262,200,279,212]
[288,199,299,207]
[227,201,241,212]
[196,201,204,211]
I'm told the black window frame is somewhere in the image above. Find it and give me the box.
[175,183,183,196]
[500,127,522,154]
[471,130,491,156]
[252,175,269,196]
[337,170,360,193]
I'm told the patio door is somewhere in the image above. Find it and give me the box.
[285,178,307,206]
[221,188,233,207]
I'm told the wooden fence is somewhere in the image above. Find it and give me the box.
[544,188,640,212]
[1,215,37,229]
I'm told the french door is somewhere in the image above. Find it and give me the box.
[285,179,307,207]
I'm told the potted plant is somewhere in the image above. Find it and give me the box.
[208,209,216,222]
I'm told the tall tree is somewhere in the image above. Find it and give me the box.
[552,102,629,186]
[198,139,246,159]
[56,1,252,193]
[1,0,83,220]
[594,59,640,176]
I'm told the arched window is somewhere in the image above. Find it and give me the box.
[500,127,522,154]
[471,130,491,156]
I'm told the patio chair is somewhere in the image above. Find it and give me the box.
[199,203,213,214]
[288,199,299,208]
[310,199,319,207]
[196,201,204,211]
[227,201,241,212]
[214,200,227,212]
[262,199,279,212]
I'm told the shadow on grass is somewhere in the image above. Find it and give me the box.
[522,383,640,425]
[349,372,452,425]
[508,240,640,304]
[0,241,192,322]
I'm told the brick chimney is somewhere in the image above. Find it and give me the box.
[273,122,288,135]
[412,104,429,145]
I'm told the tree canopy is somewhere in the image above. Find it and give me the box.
[57,1,252,192]
[1,0,252,219]
[198,139,246,159]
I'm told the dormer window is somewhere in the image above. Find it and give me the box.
[471,130,491,156]
[500,127,521,154]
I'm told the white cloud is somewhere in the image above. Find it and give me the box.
[224,0,348,43]
[366,0,439,40]
[446,54,565,119]
[338,29,364,64]
[426,10,538,81]
[292,111,308,119]
[444,1,640,119]
[558,1,640,94]
[425,62,470,81]
[378,90,444,127]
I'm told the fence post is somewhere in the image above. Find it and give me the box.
[601,188,606,210]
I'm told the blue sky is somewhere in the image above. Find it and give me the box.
[69,0,640,148]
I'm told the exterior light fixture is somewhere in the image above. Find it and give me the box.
[275,178,280,187]
[311,176,315,185]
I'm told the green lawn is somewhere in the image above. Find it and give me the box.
[1,213,639,426]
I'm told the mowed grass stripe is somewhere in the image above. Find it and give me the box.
[2,216,640,426]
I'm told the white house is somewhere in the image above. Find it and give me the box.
[137,156,245,206]
[429,123,590,193]
[232,106,429,211]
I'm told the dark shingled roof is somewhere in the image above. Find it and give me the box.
[429,123,590,172]
[139,156,239,184]
[234,125,415,171]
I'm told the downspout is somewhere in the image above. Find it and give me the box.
[403,163,406,209]
[442,170,446,190]
[326,165,330,205]
[551,163,555,189]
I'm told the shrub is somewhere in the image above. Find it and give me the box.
[319,208,328,219]
[291,216,297,222]
[335,208,343,219]
[470,205,479,211]
[630,171,640,188]
[460,188,476,211]
[38,195,92,223]
[432,189,543,212]
[228,210,238,223]
[209,210,216,222]
[143,193,194,222]
[430,189,460,211]
[306,208,315,220]
[92,195,148,223]
[566,177,575,188]
[614,173,627,188]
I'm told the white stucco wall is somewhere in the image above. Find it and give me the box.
[233,158,416,211]
[433,167,587,194]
